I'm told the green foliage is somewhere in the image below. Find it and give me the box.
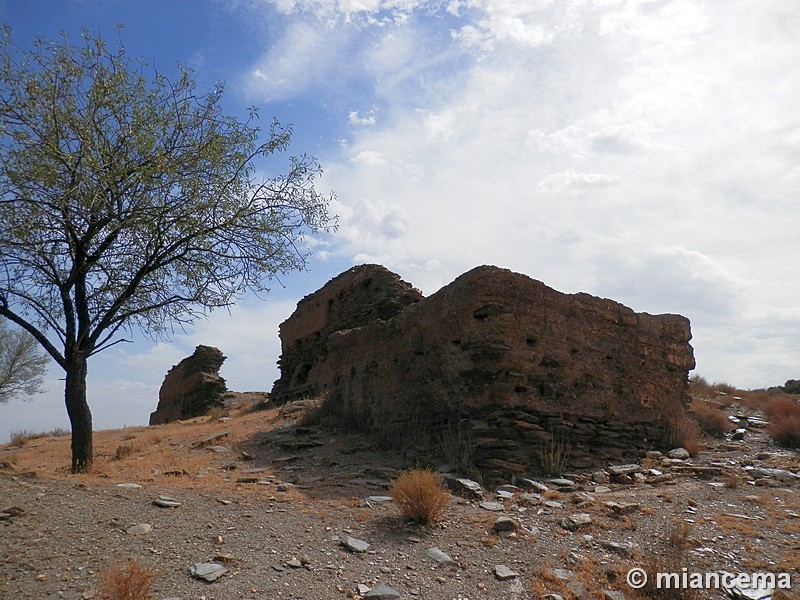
[0,320,48,403]
[0,26,333,361]
[0,26,334,470]
[783,379,800,395]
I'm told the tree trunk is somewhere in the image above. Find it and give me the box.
[65,352,92,473]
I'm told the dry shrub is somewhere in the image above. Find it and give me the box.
[688,373,711,393]
[667,519,693,552]
[539,431,570,477]
[9,429,41,446]
[113,444,137,461]
[689,400,731,437]
[737,388,777,411]
[632,520,701,600]
[436,422,478,479]
[390,468,450,524]
[723,472,739,489]
[529,567,571,598]
[664,415,703,456]
[98,559,158,600]
[765,396,800,449]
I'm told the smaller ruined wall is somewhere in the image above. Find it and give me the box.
[149,345,228,425]
[271,264,423,402]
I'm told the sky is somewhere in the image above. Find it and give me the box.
[1,0,799,442]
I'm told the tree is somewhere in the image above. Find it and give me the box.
[0,319,49,403]
[0,28,334,472]
[784,380,800,395]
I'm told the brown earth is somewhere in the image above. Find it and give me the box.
[1,390,799,600]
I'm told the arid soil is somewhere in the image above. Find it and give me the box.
[1,395,799,600]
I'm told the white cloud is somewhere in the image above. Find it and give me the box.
[537,168,621,192]
[348,108,378,126]
[351,150,388,166]
[6,0,798,446]
[311,0,800,388]
[245,20,352,101]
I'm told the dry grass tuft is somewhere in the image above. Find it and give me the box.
[631,520,701,600]
[689,399,731,437]
[390,468,450,525]
[765,396,800,449]
[664,415,703,456]
[539,431,570,477]
[98,559,158,600]
[8,427,70,445]
[9,429,39,446]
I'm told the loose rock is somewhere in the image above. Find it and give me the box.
[426,547,454,564]
[125,523,152,535]
[152,495,181,508]
[561,513,592,531]
[493,516,518,532]
[364,583,402,599]
[189,562,227,582]
[340,534,369,553]
[494,564,519,580]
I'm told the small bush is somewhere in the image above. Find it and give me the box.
[632,520,700,600]
[539,431,570,476]
[689,400,730,437]
[766,396,800,449]
[436,422,477,479]
[390,468,450,525]
[663,416,703,456]
[9,429,40,446]
[783,379,800,395]
[113,445,137,461]
[98,559,158,600]
[688,373,711,393]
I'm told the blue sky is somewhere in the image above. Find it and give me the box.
[2,0,799,441]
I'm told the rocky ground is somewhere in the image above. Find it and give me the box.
[1,398,799,600]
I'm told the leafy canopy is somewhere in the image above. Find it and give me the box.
[0,27,334,366]
[0,320,48,403]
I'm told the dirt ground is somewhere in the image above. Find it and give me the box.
[1,396,799,600]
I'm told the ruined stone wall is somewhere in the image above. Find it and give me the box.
[149,345,228,425]
[271,264,423,402]
[272,265,695,479]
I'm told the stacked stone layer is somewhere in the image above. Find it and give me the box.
[272,264,695,479]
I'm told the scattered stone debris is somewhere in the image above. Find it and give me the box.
[561,513,593,531]
[339,534,369,553]
[189,562,227,582]
[493,516,518,532]
[605,501,640,515]
[598,539,637,558]
[152,494,181,508]
[364,582,402,599]
[445,477,484,500]
[125,523,152,535]
[494,564,520,580]
[426,547,455,564]
[668,447,691,459]
[364,495,393,505]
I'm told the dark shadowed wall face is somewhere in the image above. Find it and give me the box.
[273,264,695,480]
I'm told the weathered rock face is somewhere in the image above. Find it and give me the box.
[272,265,696,479]
[271,264,423,402]
[149,345,228,425]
